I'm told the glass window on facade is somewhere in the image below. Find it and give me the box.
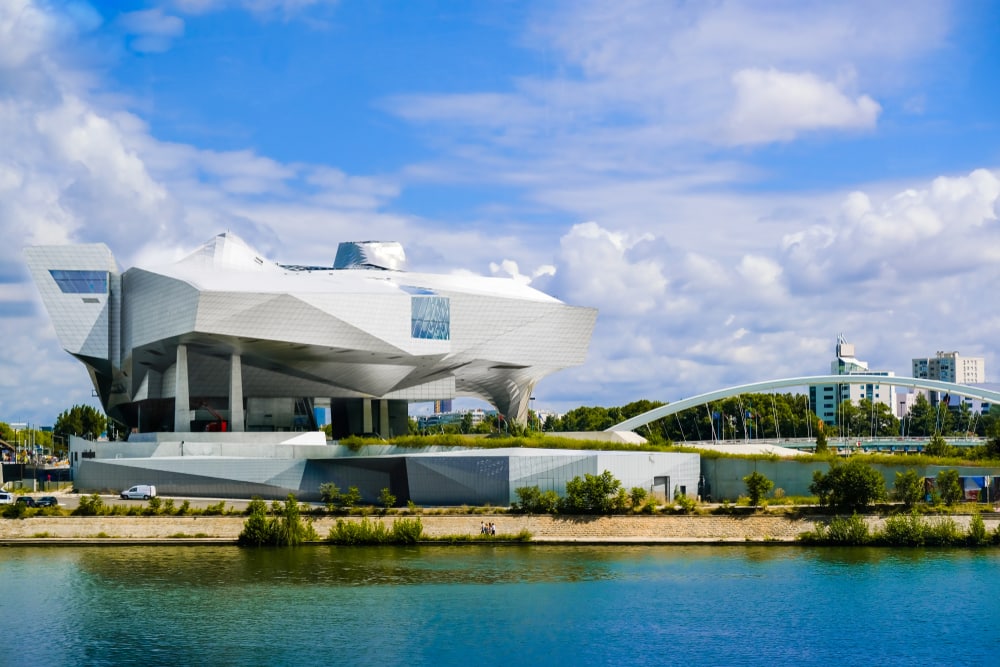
[49,270,108,294]
[411,296,450,340]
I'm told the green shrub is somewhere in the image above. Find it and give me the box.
[673,494,698,514]
[511,486,559,514]
[177,500,191,516]
[237,498,272,546]
[391,517,423,544]
[558,471,624,514]
[272,494,307,546]
[326,516,423,545]
[378,488,396,513]
[936,470,962,506]
[3,502,28,519]
[328,516,389,545]
[880,512,926,546]
[924,516,961,546]
[743,471,773,508]
[73,493,106,516]
[810,459,887,512]
[320,482,342,511]
[342,486,361,509]
[825,514,871,544]
[204,500,228,515]
[143,497,162,516]
[893,470,925,507]
[924,434,952,457]
[968,513,988,546]
[238,495,316,546]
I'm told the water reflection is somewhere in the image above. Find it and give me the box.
[68,545,638,588]
[4,545,1000,667]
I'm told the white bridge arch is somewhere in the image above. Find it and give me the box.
[606,374,1000,433]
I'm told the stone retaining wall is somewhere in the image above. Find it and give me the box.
[3,513,998,543]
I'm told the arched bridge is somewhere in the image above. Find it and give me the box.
[606,374,1000,432]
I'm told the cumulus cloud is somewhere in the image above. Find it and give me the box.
[538,167,1000,414]
[727,68,881,144]
[549,222,667,315]
[781,168,1000,295]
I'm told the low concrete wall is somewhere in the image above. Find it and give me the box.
[2,514,998,543]
[702,458,1000,501]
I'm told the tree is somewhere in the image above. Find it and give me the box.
[924,434,952,457]
[814,422,829,454]
[743,471,774,508]
[893,469,924,507]
[936,469,963,506]
[906,394,936,437]
[54,404,107,441]
[984,427,1000,459]
[460,412,473,434]
[558,406,615,432]
[809,458,887,512]
[320,483,342,511]
[378,487,396,513]
[559,470,624,514]
[342,486,361,508]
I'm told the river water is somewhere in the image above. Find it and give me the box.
[2,544,998,666]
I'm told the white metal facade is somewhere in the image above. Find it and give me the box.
[26,233,597,436]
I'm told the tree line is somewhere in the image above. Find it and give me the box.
[18,389,1000,447]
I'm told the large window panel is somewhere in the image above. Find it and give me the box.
[411,296,450,340]
[49,270,108,294]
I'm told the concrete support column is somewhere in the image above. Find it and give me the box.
[362,399,373,434]
[230,353,244,432]
[174,344,191,432]
[379,399,389,437]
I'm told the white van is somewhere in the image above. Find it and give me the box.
[0,492,14,505]
[120,485,156,500]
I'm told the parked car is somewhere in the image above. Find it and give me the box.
[0,492,14,505]
[35,496,59,507]
[15,496,37,508]
[120,485,156,500]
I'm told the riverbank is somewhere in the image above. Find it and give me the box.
[4,513,1000,545]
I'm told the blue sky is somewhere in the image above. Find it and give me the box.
[2,0,1000,426]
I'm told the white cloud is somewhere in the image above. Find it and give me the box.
[170,0,336,20]
[736,254,784,293]
[383,0,948,180]
[727,68,881,144]
[3,0,999,430]
[117,9,184,53]
[549,222,667,315]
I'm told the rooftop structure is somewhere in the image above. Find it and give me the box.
[912,351,985,384]
[25,233,597,439]
[810,335,896,426]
